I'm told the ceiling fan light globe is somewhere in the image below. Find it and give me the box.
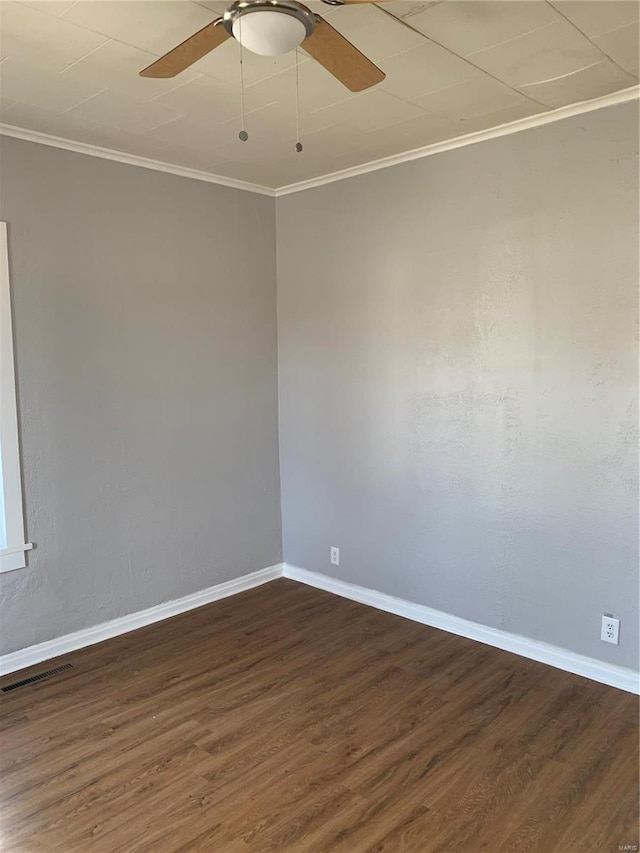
[232,10,307,55]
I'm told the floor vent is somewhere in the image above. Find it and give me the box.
[1,663,74,693]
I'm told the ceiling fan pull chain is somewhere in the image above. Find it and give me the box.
[295,47,302,153]
[238,16,248,142]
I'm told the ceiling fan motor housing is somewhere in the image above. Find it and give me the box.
[223,1,317,56]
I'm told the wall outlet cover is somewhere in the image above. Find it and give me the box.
[330,547,339,566]
[601,615,620,645]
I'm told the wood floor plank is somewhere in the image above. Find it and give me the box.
[1,579,637,852]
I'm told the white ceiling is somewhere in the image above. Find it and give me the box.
[0,0,638,189]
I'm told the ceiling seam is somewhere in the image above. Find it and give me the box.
[547,0,637,79]
[192,1,227,12]
[56,1,79,19]
[52,1,172,66]
[529,60,608,88]
[146,73,207,103]
[61,86,109,114]
[372,3,550,110]
[59,37,112,74]
[144,113,192,134]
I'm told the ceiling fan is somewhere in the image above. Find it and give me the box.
[139,0,385,93]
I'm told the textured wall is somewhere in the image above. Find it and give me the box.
[0,137,281,654]
[277,102,639,669]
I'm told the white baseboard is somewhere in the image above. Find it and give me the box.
[283,565,640,695]
[0,564,284,676]
[5,561,637,695]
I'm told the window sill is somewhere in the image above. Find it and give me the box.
[0,544,33,573]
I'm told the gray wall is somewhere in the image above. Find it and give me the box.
[0,137,281,654]
[277,101,639,670]
[2,102,637,669]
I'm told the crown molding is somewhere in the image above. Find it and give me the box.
[1,84,638,198]
[0,123,277,197]
[275,84,640,196]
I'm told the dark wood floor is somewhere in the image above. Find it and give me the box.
[1,579,638,852]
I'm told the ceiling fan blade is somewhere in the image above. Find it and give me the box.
[303,18,385,92]
[140,20,230,78]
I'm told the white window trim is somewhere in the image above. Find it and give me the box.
[0,222,31,573]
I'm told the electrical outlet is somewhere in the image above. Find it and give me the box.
[601,614,620,645]
[330,546,339,566]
